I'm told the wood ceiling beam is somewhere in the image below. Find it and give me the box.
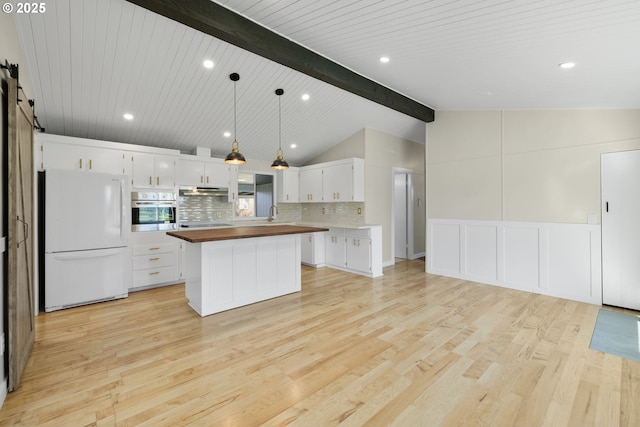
[125,0,435,123]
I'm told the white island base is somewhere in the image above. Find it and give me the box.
[183,234,301,317]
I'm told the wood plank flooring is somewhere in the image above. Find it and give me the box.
[1,260,639,426]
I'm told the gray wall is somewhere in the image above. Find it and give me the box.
[307,127,426,264]
[427,109,640,224]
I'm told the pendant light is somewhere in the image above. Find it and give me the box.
[271,88,289,170]
[225,73,246,165]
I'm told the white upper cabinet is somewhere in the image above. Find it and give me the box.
[40,140,125,176]
[323,163,355,201]
[276,167,299,203]
[204,162,229,187]
[177,156,237,202]
[178,157,230,188]
[228,165,238,202]
[131,152,176,189]
[299,166,323,202]
[299,158,364,203]
[177,158,204,186]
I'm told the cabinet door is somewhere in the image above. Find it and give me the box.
[178,158,205,186]
[301,234,314,264]
[204,162,229,187]
[299,167,323,202]
[277,169,299,202]
[325,234,346,267]
[85,147,124,175]
[323,163,353,201]
[42,142,85,171]
[346,237,371,273]
[228,165,238,202]
[154,155,176,189]
[131,152,156,188]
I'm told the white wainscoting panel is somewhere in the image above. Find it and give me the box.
[464,224,497,281]
[430,223,461,275]
[502,225,539,291]
[427,219,602,305]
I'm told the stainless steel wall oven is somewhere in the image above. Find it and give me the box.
[131,191,177,231]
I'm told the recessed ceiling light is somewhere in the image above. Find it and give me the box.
[123,113,134,120]
[301,94,310,101]
[380,56,390,63]
[203,59,214,69]
[223,131,231,138]
[290,144,297,149]
[559,62,575,69]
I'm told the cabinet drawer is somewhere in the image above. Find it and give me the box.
[327,227,345,235]
[133,252,175,270]
[133,265,177,287]
[133,243,175,256]
[345,228,371,238]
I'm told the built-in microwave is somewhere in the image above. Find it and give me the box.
[131,191,177,232]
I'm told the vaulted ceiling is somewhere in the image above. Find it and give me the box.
[14,0,640,165]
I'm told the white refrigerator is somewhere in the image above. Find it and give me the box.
[43,169,130,312]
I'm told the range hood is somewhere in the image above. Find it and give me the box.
[179,186,229,196]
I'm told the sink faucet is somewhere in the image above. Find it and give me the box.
[268,205,278,222]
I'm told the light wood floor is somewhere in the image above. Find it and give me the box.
[1,260,639,426]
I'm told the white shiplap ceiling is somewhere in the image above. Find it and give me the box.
[13,0,640,165]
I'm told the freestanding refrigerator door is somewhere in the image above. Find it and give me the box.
[45,169,129,253]
[44,247,129,312]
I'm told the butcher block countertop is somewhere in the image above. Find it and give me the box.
[167,225,329,243]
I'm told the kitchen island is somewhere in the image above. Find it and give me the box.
[167,225,328,316]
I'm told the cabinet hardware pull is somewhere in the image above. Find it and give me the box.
[157,177,160,186]
[606,202,609,212]
[89,159,93,170]
[79,158,83,169]
[207,176,209,184]
[201,176,203,183]
[149,257,160,261]
[149,271,160,275]
[149,176,152,185]
[149,247,160,250]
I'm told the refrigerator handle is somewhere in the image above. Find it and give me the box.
[120,180,125,241]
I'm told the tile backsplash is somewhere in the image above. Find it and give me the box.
[178,194,364,225]
[301,202,365,224]
[178,194,233,223]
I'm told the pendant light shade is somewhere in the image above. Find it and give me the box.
[271,88,289,170]
[225,73,246,165]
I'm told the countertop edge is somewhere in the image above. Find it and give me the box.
[167,225,329,243]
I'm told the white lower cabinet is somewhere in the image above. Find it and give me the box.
[324,226,382,278]
[130,232,180,290]
[301,232,326,267]
[325,231,346,268]
[346,236,371,273]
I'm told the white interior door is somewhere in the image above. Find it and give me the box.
[602,150,640,310]
[394,173,408,259]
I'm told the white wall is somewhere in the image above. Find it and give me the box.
[1,11,34,407]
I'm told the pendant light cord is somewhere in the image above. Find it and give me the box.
[278,95,282,151]
[234,80,237,142]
